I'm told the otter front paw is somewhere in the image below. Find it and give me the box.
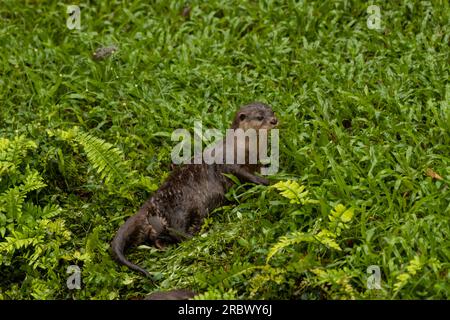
[255,176,269,185]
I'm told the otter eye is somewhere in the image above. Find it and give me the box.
[239,113,246,121]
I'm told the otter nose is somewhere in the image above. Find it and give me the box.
[270,117,278,125]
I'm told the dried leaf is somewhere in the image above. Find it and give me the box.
[425,168,443,181]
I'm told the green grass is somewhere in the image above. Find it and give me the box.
[0,0,449,299]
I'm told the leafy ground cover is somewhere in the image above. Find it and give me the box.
[0,0,449,299]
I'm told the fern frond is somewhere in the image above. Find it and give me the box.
[314,229,341,251]
[328,204,354,236]
[0,187,24,221]
[0,170,46,221]
[329,204,354,223]
[38,218,71,240]
[266,231,314,263]
[20,170,47,194]
[197,262,254,288]
[0,136,37,175]
[194,288,237,300]
[22,203,62,220]
[249,265,287,298]
[73,131,129,184]
[0,235,43,252]
[393,256,423,293]
[272,180,318,205]
[310,267,356,299]
[30,278,55,300]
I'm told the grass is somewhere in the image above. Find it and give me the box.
[0,0,449,299]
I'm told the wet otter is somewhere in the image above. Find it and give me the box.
[144,289,196,300]
[111,102,278,278]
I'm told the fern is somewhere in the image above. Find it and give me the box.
[0,135,71,276]
[0,170,46,223]
[0,136,37,175]
[248,265,287,298]
[30,278,56,300]
[328,204,354,236]
[266,203,354,262]
[74,131,129,184]
[22,203,62,220]
[393,255,423,294]
[271,180,319,205]
[314,229,341,251]
[0,236,41,251]
[196,261,254,288]
[51,128,157,198]
[0,187,23,222]
[310,267,357,299]
[0,133,76,299]
[194,288,237,300]
[266,231,314,263]
[50,127,130,185]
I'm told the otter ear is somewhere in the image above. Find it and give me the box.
[239,113,246,121]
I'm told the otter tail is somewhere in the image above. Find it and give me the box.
[111,211,152,278]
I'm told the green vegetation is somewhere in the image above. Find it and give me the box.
[0,0,449,299]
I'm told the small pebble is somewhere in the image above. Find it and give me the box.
[181,6,191,18]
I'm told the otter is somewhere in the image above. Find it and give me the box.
[110,102,278,278]
[144,289,196,300]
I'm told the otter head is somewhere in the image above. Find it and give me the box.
[232,102,278,131]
